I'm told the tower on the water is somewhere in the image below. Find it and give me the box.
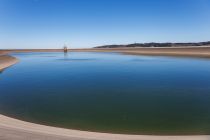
[63,45,68,53]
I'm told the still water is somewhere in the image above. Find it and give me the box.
[0,52,210,135]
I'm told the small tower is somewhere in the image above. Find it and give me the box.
[63,45,68,53]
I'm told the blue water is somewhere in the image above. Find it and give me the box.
[0,52,210,135]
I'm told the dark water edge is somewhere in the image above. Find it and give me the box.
[0,52,210,135]
[1,111,209,135]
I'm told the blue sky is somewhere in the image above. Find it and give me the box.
[0,0,210,49]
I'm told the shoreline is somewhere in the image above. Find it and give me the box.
[0,114,209,140]
[1,46,210,58]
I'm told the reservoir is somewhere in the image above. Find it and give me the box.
[0,52,210,135]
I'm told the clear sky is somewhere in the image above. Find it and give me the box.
[0,0,210,49]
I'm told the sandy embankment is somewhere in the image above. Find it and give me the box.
[0,55,19,71]
[72,46,210,58]
[116,47,210,58]
[0,115,209,140]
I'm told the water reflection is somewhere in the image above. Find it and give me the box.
[59,52,97,61]
[64,52,69,60]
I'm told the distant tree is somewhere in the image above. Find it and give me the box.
[94,41,210,48]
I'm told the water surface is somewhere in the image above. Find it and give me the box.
[0,52,210,135]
